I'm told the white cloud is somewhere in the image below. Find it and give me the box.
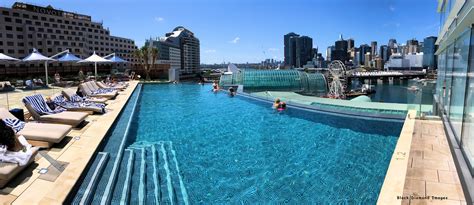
[204,49,216,53]
[268,48,279,52]
[154,17,164,22]
[389,5,395,12]
[229,37,240,44]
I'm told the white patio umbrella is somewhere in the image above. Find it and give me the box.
[0,53,20,61]
[0,53,20,109]
[78,51,110,78]
[22,48,56,85]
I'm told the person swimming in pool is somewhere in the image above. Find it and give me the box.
[212,81,219,92]
[277,102,287,111]
[273,98,281,109]
[228,87,236,97]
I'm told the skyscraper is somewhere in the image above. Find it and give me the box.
[388,39,398,54]
[332,34,348,62]
[407,39,419,54]
[284,32,300,66]
[326,46,335,62]
[347,38,355,50]
[371,41,377,58]
[379,45,390,62]
[295,36,313,67]
[358,44,371,65]
[422,36,437,69]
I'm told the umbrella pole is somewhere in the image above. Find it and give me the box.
[45,61,49,85]
[6,92,9,109]
[95,62,98,79]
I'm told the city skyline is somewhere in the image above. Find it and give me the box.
[1,0,440,64]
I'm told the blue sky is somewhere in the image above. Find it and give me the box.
[2,0,440,64]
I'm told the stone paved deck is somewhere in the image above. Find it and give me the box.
[0,81,138,205]
[402,119,466,205]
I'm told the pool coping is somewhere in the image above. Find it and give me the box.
[377,110,416,204]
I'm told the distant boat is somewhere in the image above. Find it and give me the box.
[407,85,420,91]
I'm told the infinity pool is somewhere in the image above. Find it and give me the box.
[128,84,402,204]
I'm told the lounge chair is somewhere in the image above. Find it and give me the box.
[0,81,15,92]
[52,93,106,114]
[0,108,72,148]
[22,94,88,127]
[79,82,118,99]
[96,81,126,91]
[0,149,38,188]
[61,88,108,104]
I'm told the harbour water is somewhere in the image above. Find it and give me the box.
[351,79,435,105]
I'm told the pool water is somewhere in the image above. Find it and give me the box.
[129,84,402,204]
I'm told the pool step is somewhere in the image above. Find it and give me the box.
[110,149,134,205]
[125,141,189,205]
[71,141,188,205]
[71,152,109,205]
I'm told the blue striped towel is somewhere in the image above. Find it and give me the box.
[2,118,25,133]
[22,94,63,115]
[92,88,115,95]
[70,94,84,102]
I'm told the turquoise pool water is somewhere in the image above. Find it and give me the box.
[129,84,402,204]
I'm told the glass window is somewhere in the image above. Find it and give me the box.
[461,28,474,173]
[449,29,471,141]
[445,44,455,113]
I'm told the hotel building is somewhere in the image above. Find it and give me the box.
[0,2,138,64]
[435,0,474,203]
[145,26,200,77]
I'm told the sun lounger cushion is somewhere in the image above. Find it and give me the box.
[0,148,37,188]
[0,108,71,144]
[18,123,71,143]
[39,111,88,127]
[2,118,25,133]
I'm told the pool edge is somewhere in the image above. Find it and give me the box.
[377,110,416,205]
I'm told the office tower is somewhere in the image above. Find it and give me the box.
[146,26,200,74]
[358,44,371,65]
[388,39,397,48]
[370,41,377,58]
[295,36,313,67]
[379,45,390,62]
[332,34,348,62]
[326,46,334,62]
[284,32,300,66]
[0,2,137,61]
[422,36,437,69]
[347,38,355,50]
[407,39,419,54]
[364,52,371,67]
[388,39,397,54]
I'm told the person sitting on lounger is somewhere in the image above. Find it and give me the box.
[45,96,57,110]
[0,121,37,166]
